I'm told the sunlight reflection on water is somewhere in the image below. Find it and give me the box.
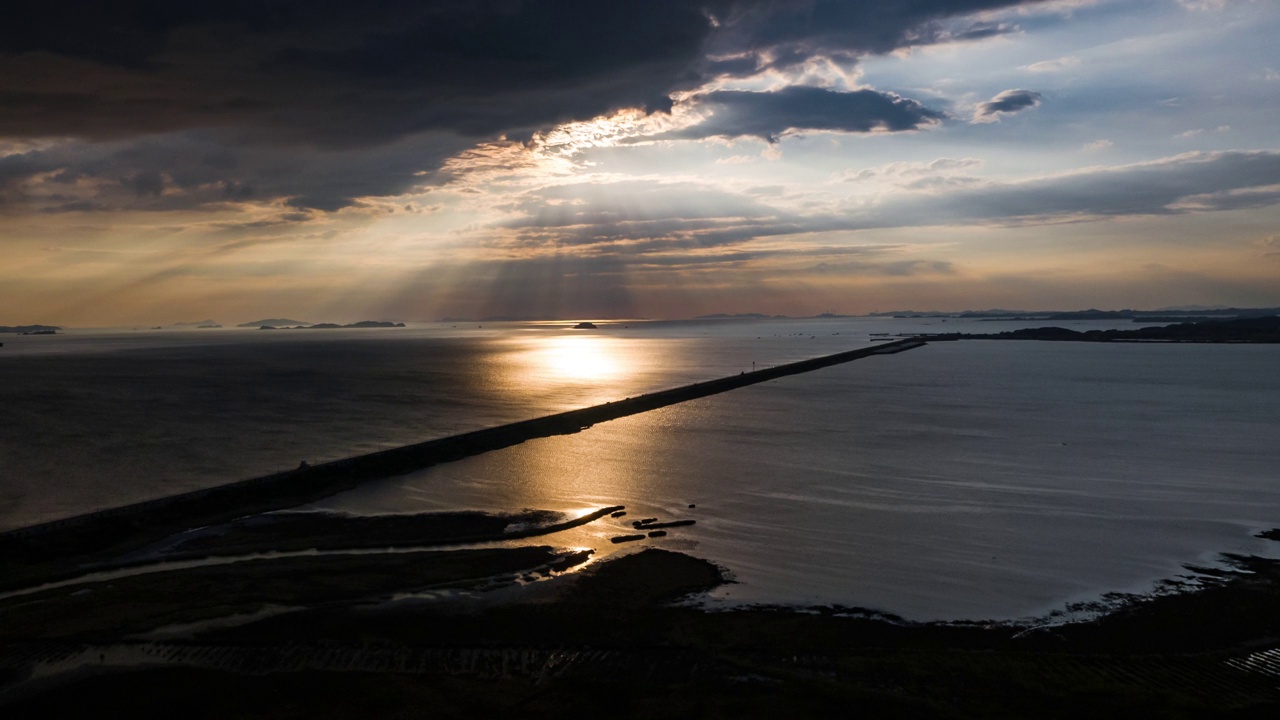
[526,335,627,382]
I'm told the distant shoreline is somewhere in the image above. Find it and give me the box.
[909,315,1280,344]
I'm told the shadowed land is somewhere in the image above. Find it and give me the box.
[3,544,1280,718]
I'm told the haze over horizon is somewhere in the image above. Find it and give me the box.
[3,1,1279,327]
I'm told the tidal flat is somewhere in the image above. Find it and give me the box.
[2,507,1280,718]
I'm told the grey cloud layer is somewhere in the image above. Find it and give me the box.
[496,151,1280,255]
[913,151,1280,223]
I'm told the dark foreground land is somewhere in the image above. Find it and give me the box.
[2,506,1280,719]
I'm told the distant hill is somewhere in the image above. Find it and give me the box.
[0,325,61,334]
[259,321,405,330]
[237,319,311,328]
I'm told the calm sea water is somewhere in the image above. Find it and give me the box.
[3,318,1278,620]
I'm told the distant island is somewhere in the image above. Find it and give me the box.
[924,315,1280,343]
[573,321,598,329]
[171,320,221,328]
[0,325,60,334]
[259,321,406,330]
[237,318,312,328]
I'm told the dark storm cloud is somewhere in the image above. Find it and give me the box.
[707,1,1033,59]
[974,89,1043,121]
[663,87,946,142]
[0,131,474,214]
[0,1,720,146]
[0,1,1046,212]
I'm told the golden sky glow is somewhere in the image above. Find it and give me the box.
[2,1,1279,326]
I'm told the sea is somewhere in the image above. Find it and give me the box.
[2,317,1278,621]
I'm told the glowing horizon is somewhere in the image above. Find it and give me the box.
[2,1,1279,327]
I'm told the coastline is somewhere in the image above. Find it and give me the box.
[3,528,1280,717]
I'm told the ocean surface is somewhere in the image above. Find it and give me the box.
[3,318,1278,620]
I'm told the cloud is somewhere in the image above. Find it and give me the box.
[843,157,984,184]
[1176,0,1228,10]
[0,2,718,147]
[807,259,955,276]
[1082,139,1114,152]
[0,0,1048,215]
[874,150,1280,225]
[1177,125,1231,140]
[0,131,474,214]
[494,179,840,251]
[1166,184,1280,213]
[1022,56,1081,72]
[662,87,946,143]
[0,1,1040,147]
[706,1,1036,59]
[491,151,1280,254]
[973,89,1043,122]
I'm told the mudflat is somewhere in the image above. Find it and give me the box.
[3,524,1280,718]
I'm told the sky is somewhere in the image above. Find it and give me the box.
[2,0,1278,325]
